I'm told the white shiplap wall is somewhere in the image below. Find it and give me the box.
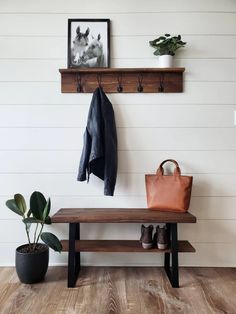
[1,0,236,266]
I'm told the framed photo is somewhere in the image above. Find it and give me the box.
[68,18,110,68]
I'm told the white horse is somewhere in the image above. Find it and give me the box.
[71,26,90,65]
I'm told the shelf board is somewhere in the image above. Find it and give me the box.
[52,208,196,224]
[61,240,195,253]
[59,67,185,73]
[59,67,184,93]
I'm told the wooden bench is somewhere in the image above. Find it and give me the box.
[51,208,196,288]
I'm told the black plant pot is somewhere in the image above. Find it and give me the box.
[15,243,49,284]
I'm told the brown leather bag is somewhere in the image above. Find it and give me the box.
[145,159,193,212]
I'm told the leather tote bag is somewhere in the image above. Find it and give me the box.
[145,159,193,212]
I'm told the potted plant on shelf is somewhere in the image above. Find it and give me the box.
[149,34,186,68]
[6,191,62,284]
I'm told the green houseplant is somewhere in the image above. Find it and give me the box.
[149,34,186,67]
[6,191,62,284]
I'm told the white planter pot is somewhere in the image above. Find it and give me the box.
[158,55,173,68]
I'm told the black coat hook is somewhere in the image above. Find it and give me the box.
[97,73,102,88]
[77,74,82,93]
[137,73,143,92]
[159,74,165,92]
[117,74,123,93]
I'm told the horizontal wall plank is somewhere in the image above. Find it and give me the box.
[1,59,236,82]
[0,82,236,105]
[1,219,236,245]
[1,0,236,13]
[1,173,236,196]
[117,128,236,150]
[1,128,236,150]
[0,128,85,150]
[0,104,87,127]
[179,243,236,267]
[118,151,236,174]
[181,59,236,82]
[0,13,236,37]
[190,197,236,220]
[0,105,235,128]
[0,221,68,244]
[1,36,236,60]
[0,37,66,59]
[1,150,236,174]
[1,195,236,220]
[0,60,62,82]
[180,220,236,243]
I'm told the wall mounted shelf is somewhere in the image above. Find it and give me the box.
[59,67,185,93]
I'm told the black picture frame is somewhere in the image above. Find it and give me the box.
[68,18,110,68]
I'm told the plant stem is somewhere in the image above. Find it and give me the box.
[35,223,44,249]
[33,223,39,251]
[33,223,38,243]
[25,224,31,250]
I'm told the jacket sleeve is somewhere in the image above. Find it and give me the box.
[103,108,118,196]
[77,128,91,181]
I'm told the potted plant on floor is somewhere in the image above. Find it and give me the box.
[149,34,186,68]
[6,191,62,284]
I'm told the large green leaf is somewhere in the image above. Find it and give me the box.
[41,232,62,252]
[6,199,23,216]
[14,194,27,215]
[30,191,46,220]
[42,198,51,220]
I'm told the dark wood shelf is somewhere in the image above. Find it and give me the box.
[59,67,184,93]
[61,240,195,253]
[60,67,185,73]
[52,208,196,224]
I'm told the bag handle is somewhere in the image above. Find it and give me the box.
[156,159,181,177]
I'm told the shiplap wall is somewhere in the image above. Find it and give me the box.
[1,0,236,266]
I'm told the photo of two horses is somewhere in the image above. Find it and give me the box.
[71,25,106,67]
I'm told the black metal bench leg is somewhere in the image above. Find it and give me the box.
[164,223,171,273]
[170,223,179,288]
[164,223,179,288]
[68,223,80,288]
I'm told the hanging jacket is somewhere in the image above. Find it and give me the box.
[77,87,118,196]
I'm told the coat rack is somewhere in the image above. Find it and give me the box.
[59,68,185,93]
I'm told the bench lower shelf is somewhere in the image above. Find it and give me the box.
[61,240,195,253]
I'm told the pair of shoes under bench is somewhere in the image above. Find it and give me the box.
[140,225,168,249]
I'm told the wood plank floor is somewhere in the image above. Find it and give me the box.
[0,267,236,314]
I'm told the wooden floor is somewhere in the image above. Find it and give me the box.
[0,267,236,314]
